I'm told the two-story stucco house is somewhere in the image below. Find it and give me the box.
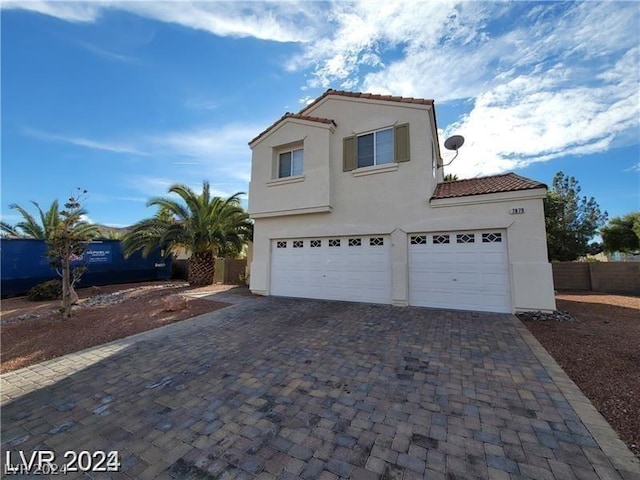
[247,90,556,313]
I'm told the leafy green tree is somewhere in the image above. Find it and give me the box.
[45,190,99,318]
[544,171,608,261]
[2,193,98,316]
[601,212,640,254]
[122,181,253,286]
[443,173,459,181]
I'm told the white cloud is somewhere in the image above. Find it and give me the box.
[22,128,148,156]
[80,214,95,224]
[625,162,640,173]
[2,1,322,43]
[124,176,176,198]
[287,1,500,99]
[74,40,141,64]
[106,121,259,201]
[148,122,257,185]
[298,95,315,105]
[23,121,258,180]
[113,196,147,203]
[100,222,130,228]
[7,1,639,182]
[281,1,640,178]
[184,99,218,111]
[2,1,103,22]
[152,123,256,161]
[125,175,241,202]
[441,46,640,177]
[22,119,258,201]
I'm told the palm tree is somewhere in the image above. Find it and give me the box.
[0,200,97,240]
[122,181,253,286]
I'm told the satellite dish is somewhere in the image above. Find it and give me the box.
[444,135,465,151]
[442,135,465,167]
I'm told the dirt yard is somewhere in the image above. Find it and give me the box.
[523,292,640,458]
[1,281,238,374]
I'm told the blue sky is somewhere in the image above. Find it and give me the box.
[2,1,638,228]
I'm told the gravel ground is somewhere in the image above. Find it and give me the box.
[522,292,640,458]
[1,282,236,373]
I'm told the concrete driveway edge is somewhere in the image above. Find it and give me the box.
[511,315,640,475]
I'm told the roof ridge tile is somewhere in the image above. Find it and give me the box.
[298,89,434,115]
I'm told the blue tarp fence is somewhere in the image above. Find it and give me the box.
[0,239,172,297]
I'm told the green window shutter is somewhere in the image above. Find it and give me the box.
[394,123,410,163]
[343,135,356,171]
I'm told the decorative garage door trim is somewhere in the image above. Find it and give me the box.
[408,230,511,313]
[270,235,392,304]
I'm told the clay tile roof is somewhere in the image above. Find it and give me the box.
[299,89,434,114]
[249,113,336,145]
[431,173,547,200]
[250,89,435,145]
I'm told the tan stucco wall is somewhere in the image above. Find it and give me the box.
[249,120,333,217]
[248,97,556,312]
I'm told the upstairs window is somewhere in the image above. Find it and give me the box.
[357,128,393,168]
[278,148,303,178]
[343,123,410,172]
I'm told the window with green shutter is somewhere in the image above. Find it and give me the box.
[394,123,410,163]
[344,123,410,171]
[343,136,356,171]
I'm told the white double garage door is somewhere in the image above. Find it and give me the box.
[270,230,511,313]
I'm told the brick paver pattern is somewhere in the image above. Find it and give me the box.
[1,295,638,479]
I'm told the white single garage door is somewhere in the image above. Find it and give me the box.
[408,230,511,313]
[270,235,391,304]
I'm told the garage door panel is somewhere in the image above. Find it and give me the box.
[455,272,482,284]
[481,272,509,287]
[271,236,391,304]
[409,230,511,313]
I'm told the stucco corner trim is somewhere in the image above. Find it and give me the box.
[352,163,398,177]
[266,175,305,187]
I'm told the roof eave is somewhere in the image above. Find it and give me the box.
[430,187,548,206]
[249,116,336,148]
[300,89,434,117]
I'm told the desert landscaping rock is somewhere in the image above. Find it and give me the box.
[162,294,188,312]
[516,310,577,322]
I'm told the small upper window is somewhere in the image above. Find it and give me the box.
[279,148,303,178]
[357,128,393,168]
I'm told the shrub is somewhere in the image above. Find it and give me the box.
[27,280,62,301]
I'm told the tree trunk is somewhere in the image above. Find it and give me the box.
[188,251,215,286]
[61,256,72,318]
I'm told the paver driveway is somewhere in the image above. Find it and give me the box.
[2,292,639,480]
